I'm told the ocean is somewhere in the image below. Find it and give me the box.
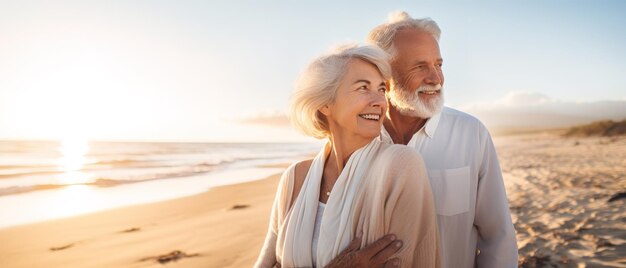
[0,140,320,229]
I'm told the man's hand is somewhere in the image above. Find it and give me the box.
[325,233,403,268]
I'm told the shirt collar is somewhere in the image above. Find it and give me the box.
[423,111,442,138]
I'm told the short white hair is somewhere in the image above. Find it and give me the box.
[290,44,391,139]
[367,11,441,57]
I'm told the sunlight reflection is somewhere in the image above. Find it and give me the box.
[50,184,102,218]
[56,138,91,184]
[59,170,92,185]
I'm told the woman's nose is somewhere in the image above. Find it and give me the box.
[371,92,386,108]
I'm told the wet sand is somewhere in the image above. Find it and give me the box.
[0,170,284,268]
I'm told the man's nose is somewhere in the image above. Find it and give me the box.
[425,66,443,85]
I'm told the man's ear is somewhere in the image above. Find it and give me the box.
[319,105,331,116]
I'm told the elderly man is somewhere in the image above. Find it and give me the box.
[326,11,518,268]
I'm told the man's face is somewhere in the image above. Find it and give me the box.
[388,28,444,118]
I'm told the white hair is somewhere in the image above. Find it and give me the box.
[290,44,391,139]
[367,11,441,57]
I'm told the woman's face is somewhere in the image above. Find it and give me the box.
[321,59,387,141]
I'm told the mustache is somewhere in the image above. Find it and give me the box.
[416,84,443,93]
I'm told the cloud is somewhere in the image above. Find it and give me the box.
[495,91,552,107]
[460,92,626,130]
[462,91,554,110]
[235,112,290,127]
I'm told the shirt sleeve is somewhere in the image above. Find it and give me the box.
[474,127,519,267]
[254,164,295,268]
[384,148,442,268]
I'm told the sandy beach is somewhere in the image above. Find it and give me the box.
[500,134,626,267]
[0,167,285,268]
[0,134,625,268]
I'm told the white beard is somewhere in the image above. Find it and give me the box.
[388,83,444,118]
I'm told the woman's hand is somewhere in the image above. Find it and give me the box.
[325,233,403,268]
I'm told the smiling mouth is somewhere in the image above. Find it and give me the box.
[418,90,441,95]
[358,113,381,121]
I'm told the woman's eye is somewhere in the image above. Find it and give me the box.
[357,85,368,91]
[378,87,386,93]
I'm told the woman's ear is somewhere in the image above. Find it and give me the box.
[319,105,331,116]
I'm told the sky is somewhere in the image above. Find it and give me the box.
[0,1,625,142]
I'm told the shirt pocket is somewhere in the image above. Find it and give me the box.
[429,166,470,216]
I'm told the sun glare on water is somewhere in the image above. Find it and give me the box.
[56,138,91,185]
[44,137,105,220]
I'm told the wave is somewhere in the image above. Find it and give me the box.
[0,164,219,196]
[0,160,226,180]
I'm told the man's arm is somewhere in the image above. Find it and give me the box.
[474,128,518,267]
[325,234,402,268]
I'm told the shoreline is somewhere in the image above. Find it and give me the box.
[0,166,287,230]
[0,167,286,268]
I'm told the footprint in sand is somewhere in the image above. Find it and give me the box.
[229,204,250,210]
[49,243,74,251]
[50,227,142,252]
[120,227,141,233]
[140,250,200,264]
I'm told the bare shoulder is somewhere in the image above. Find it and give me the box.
[294,159,313,182]
[291,159,313,205]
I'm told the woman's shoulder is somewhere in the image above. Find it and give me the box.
[281,159,311,178]
[292,158,312,184]
[275,160,307,194]
[290,159,313,204]
[274,159,313,213]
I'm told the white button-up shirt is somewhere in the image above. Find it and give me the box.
[380,106,518,268]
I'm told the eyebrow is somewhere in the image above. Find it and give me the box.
[353,80,386,87]
[353,79,371,85]
[413,59,444,65]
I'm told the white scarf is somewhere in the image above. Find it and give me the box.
[277,138,382,267]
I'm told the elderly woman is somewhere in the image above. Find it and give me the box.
[255,44,440,268]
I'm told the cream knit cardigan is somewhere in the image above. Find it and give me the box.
[255,138,441,268]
